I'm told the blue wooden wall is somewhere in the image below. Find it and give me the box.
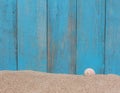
[0,0,120,75]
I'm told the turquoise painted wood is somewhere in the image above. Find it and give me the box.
[17,0,47,72]
[1,0,120,75]
[105,0,120,75]
[48,0,76,74]
[77,0,105,74]
[0,0,17,70]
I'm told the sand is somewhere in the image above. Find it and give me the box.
[0,71,120,93]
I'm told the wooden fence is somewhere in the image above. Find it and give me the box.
[0,0,120,75]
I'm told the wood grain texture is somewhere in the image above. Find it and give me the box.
[105,0,120,74]
[48,0,77,74]
[18,0,47,72]
[0,0,17,70]
[77,0,105,74]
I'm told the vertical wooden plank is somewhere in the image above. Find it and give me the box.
[48,0,77,74]
[18,0,47,72]
[0,0,17,70]
[77,0,105,74]
[105,0,120,75]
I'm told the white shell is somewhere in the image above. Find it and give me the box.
[84,68,95,76]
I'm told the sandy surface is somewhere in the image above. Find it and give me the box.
[0,70,120,93]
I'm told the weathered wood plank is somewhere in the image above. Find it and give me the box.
[48,0,77,74]
[18,0,47,72]
[77,0,105,74]
[0,0,17,70]
[105,0,120,74]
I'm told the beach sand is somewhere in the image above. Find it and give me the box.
[0,71,119,93]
